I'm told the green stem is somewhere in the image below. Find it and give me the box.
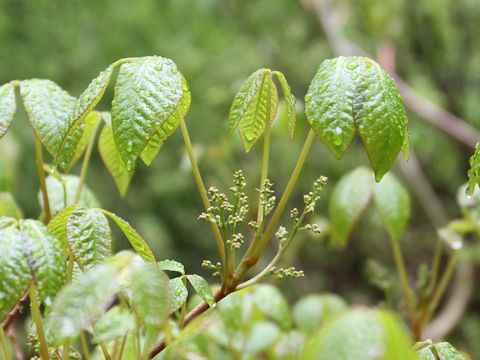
[29,285,50,360]
[426,235,443,296]
[179,277,187,328]
[117,335,127,360]
[232,129,315,287]
[35,135,52,223]
[390,238,417,328]
[74,117,101,204]
[0,323,11,360]
[62,255,74,360]
[80,332,91,360]
[99,342,112,360]
[178,109,226,264]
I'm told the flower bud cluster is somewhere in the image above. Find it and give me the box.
[270,266,304,279]
[304,176,327,213]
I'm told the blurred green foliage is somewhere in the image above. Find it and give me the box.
[1,0,479,356]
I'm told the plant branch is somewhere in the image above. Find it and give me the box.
[178,109,226,264]
[2,291,29,331]
[232,129,315,286]
[35,135,52,223]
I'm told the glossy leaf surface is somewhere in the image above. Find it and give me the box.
[19,219,66,306]
[98,123,134,197]
[186,274,215,307]
[253,284,291,330]
[467,142,480,195]
[20,79,75,157]
[0,82,16,139]
[229,69,278,152]
[48,264,118,338]
[373,173,410,241]
[129,262,170,327]
[99,209,156,263]
[47,205,81,256]
[112,56,183,169]
[169,277,188,312]
[0,220,32,321]
[67,207,112,271]
[305,56,408,181]
[140,74,191,165]
[329,167,372,247]
[158,259,185,275]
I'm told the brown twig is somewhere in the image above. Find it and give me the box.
[1,291,29,331]
[148,288,232,358]
[6,326,24,360]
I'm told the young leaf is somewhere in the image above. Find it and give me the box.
[372,173,410,241]
[48,263,118,339]
[158,259,185,275]
[274,71,296,139]
[433,342,468,360]
[305,57,365,158]
[39,174,99,215]
[169,277,188,312]
[378,310,417,360]
[253,284,292,330]
[129,261,171,327]
[140,74,191,165]
[229,69,279,152]
[0,82,16,139]
[20,79,76,157]
[0,192,23,219]
[0,221,32,321]
[99,209,156,263]
[47,205,82,256]
[186,274,215,307]
[67,207,112,271]
[245,321,281,355]
[19,219,66,307]
[329,167,373,247]
[98,124,134,197]
[353,59,409,181]
[111,56,183,170]
[467,142,480,195]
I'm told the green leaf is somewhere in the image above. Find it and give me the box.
[48,263,118,339]
[169,277,188,312]
[99,209,156,263]
[158,259,185,275]
[305,57,365,159]
[186,274,215,307]
[274,71,296,139]
[55,60,126,169]
[39,174,99,215]
[0,192,23,219]
[305,56,408,180]
[20,79,76,158]
[98,123,134,197]
[467,142,480,196]
[129,261,171,327]
[0,220,32,321]
[377,310,417,360]
[329,167,373,247]
[245,321,280,355]
[19,219,66,307]
[434,342,468,360]
[353,59,409,181]
[229,69,279,152]
[372,173,410,241]
[47,205,82,256]
[140,73,191,165]
[293,294,347,333]
[253,284,291,330]
[93,306,135,343]
[0,82,16,139]
[112,56,183,169]
[62,111,100,172]
[67,207,112,271]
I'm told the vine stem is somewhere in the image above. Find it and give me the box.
[178,109,226,264]
[232,129,315,287]
[35,135,52,223]
[29,285,50,360]
[74,116,102,204]
[0,323,11,360]
[390,238,417,331]
[80,332,91,360]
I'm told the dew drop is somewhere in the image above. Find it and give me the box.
[127,140,133,153]
[334,127,342,135]
[126,160,133,171]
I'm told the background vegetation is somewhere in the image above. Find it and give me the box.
[0,0,479,356]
